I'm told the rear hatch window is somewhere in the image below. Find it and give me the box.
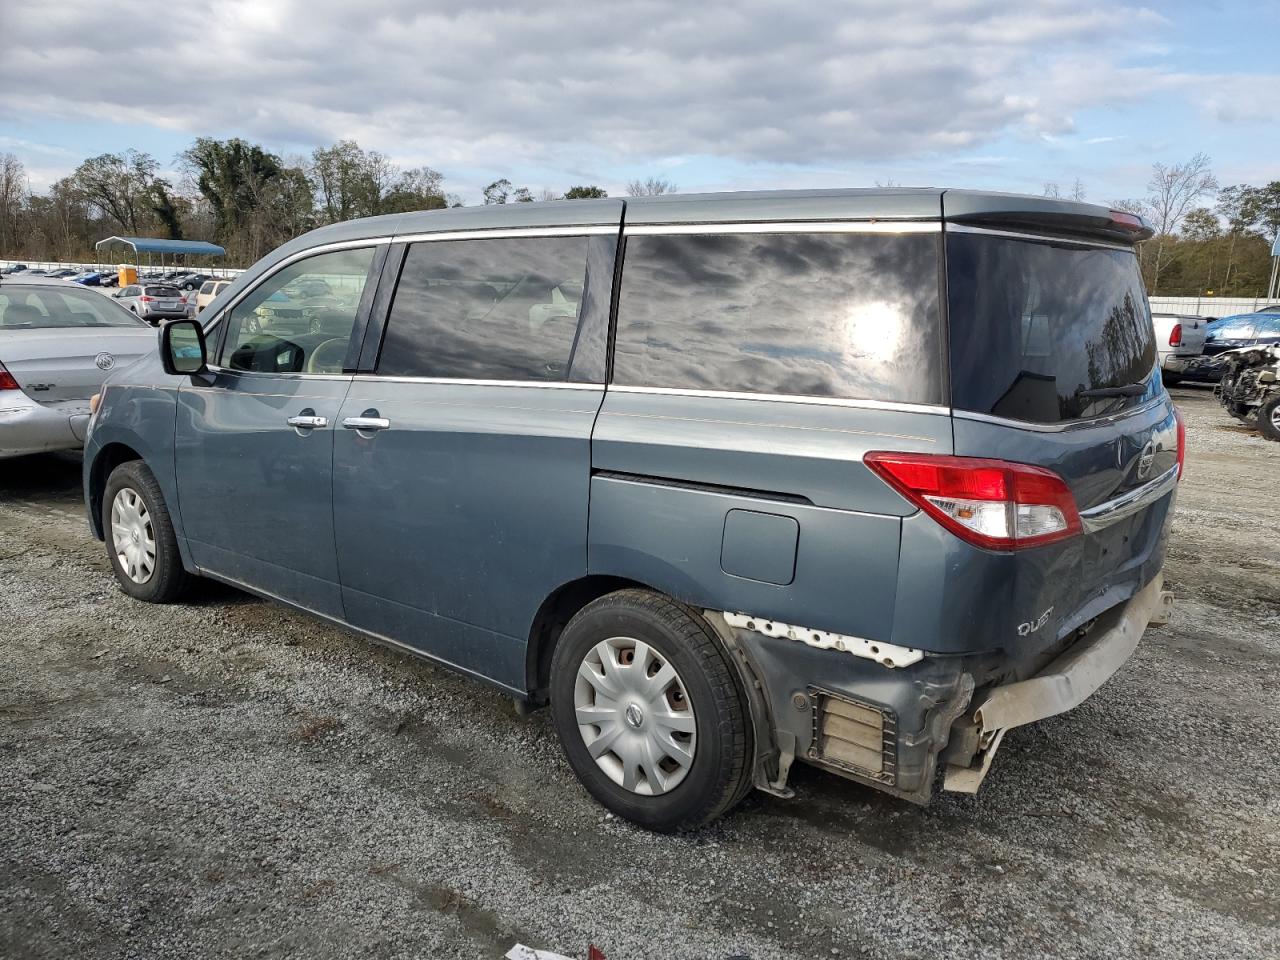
[946,232,1156,424]
[146,286,181,298]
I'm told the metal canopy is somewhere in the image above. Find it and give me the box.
[95,236,225,257]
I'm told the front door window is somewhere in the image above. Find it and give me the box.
[218,247,376,374]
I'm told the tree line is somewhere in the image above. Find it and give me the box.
[1,138,1274,296]
[0,139,677,267]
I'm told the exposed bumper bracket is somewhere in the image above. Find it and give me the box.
[943,574,1169,794]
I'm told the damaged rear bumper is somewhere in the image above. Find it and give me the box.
[943,573,1171,793]
[706,573,1172,805]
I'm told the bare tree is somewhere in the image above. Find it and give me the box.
[0,153,27,255]
[1068,178,1087,201]
[626,176,678,197]
[1144,153,1218,294]
[1042,181,1061,199]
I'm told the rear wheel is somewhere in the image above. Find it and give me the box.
[102,460,191,603]
[1259,395,1280,442]
[549,589,753,832]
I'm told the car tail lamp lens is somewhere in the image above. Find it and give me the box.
[0,361,18,391]
[864,452,1082,551]
[1174,407,1186,479]
[140,295,154,302]
[1168,323,1183,347]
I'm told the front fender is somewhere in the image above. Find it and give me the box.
[83,380,187,568]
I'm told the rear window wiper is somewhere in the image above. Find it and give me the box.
[1077,382,1146,399]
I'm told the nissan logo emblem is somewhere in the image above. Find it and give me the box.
[95,352,115,371]
[1137,440,1156,480]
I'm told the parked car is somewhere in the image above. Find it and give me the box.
[84,190,1181,831]
[195,279,232,314]
[0,264,27,275]
[172,272,213,292]
[1212,344,1280,440]
[1151,313,1208,384]
[69,271,106,286]
[44,268,78,278]
[0,278,154,458]
[112,284,190,324]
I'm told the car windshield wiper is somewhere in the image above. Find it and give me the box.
[1077,382,1146,399]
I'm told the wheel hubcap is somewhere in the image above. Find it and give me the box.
[574,636,697,796]
[1271,404,1280,430]
[110,487,156,585]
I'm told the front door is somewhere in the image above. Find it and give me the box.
[331,228,618,691]
[175,245,382,617]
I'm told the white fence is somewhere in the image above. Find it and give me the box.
[1,258,243,279]
[1147,296,1277,318]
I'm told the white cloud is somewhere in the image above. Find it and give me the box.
[0,0,1274,195]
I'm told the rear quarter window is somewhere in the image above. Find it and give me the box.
[611,231,943,404]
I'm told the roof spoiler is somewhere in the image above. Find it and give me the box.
[942,191,1154,244]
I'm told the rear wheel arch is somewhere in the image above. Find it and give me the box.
[525,574,655,703]
[89,443,144,540]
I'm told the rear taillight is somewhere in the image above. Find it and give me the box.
[140,295,154,302]
[1174,407,1186,480]
[0,361,18,391]
[864,452,1082,551]
[1168,323,1182,347]
[179,296,187,304]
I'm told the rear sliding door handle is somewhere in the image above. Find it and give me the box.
[342,416,390,431]
[286,415,329,429]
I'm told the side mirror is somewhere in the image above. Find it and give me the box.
[160,319,208,377]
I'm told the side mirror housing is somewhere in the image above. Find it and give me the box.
[160,319,209,378]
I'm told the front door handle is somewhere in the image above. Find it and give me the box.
[287,414,329,429]
[342,416,390,431]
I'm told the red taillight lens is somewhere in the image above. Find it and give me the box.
[140,295,154,302]
[865,452,1082,551]
[0,361,18,391]
[1168,323,1182,347]
[1173,407,1186,480]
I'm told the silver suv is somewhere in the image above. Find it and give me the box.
[112,284,189,325]
[84,189,1181,831]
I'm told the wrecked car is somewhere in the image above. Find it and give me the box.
[1196,343,1280,441]
[83,189,1181,831]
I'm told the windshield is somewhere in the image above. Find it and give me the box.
[947,233,1157,423]
[0,285,147,329]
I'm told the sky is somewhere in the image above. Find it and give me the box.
[1,0,1277,206]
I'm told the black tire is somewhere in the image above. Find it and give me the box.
[1259,395,1280,442]
[549,589,753,832]
[102,460,191,603]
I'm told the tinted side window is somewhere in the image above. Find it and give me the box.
[611,232,943,403]
[378,236,589,381]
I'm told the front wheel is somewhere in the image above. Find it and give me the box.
[102,460,191,602]
[1258,395,1280,442]
[549,589,753,832]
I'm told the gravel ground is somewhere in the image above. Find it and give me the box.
[2,384,1278,960]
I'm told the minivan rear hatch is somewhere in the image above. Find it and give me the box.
[944,213,1177,646]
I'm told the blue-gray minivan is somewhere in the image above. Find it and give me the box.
[84,189,1182,831]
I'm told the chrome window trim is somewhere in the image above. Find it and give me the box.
[952,394,1167,433]
[1079,465,1179,532]
[352,374,602,390]
[395,225,617,243]
[624,220,941,236]
[606,384,950,415]
[201,364,352,382]
[944,223,1136,252]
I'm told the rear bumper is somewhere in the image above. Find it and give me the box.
[0,393,87,458]
[942,572,1170,792]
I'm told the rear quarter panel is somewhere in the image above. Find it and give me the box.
[588,391,952,642]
